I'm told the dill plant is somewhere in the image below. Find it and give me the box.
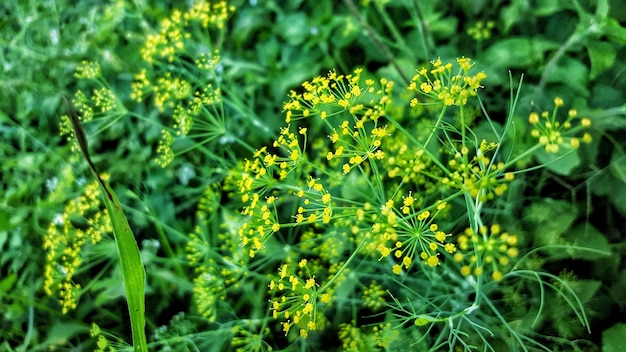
[208,57,594,350]
[52,56,595,352]
[43,2,602,351]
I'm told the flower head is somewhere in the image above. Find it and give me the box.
[528,97,593,153]
[454,225,519,281]
[408,57,486,106]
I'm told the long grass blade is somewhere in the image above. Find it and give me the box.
[64,96,148,352]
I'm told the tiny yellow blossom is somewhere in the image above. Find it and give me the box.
[554,97,564,107]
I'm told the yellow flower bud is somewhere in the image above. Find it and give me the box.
[554,97,564,107]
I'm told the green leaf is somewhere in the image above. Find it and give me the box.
[0,273,17,294]
[593,151,626,213]
[100,181,147,352]
[608,269,626,310]
[481,37,558,69]
[574,280,602,303]
[524,199,577,247]
[604,152,626,215]
[64,97,147,352]
[589,165,626,215]
[610,152,626,182]
[544,56,590,96]
[0,211,10,232]
[42,322,89,347]
[534,0,576,17]
[589,87,626,110]
[603,323,626,352]
[429,17,458,39]
[595,0,610,18]
[275,13,309,46]
[605,17,626,45]
[562,224,611,260]
[534,143,581,176]
[587,41,617,79]
[500,1,523,32]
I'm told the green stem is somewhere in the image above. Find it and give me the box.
[502,143,553,172]
[343,0,411,84]
[374,1,415,62]
[318,235,368,294]
[534,25,594,102]
[145,203,186,277]
[385,113,450,175]
[423,105,447,149]
[410,0,432,60]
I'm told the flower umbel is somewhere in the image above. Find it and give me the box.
[375,200,456,273]
[408,57,486,106]
[43,174,112,314]
[269,260,331,338]
[454,224,519,282]
[529,97,592,153]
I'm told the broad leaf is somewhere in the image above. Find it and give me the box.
[535,143,581,176]
[562,224,611,261]
[586,41,616,79]
[603,323,626,352]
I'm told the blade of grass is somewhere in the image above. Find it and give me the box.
[63,96,148,352]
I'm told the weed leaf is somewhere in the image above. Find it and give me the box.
[63,96,147,352]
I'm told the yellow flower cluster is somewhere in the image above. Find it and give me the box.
[140,1,234,63]
[131,2,233,167]
[191,266,227,322]
[384,140,439,188]
[362,280,386,311]
[467,20,496,41]
[185,185,248,321]
[72,61,118,113]
[269,260,331,338]
[59,92,93,149]
[441,140,516,201]
[298,203,375,263]
[337,321,399,351]
[328,119,388,175]
[230,68,395,258]
[43,173,112,314]
[90,323,115,352]
[91,87,118,113]
[282,68,393,174]
[155,129,175,168]
[374,199,456,273]
[61,63,125,153]
[453,224,519,282]
[283,68,392,123]
[74,60,101,79]
[220,57,514,342]
[529,97,592,153]
[236,173,334,258]
[408,57,486,106]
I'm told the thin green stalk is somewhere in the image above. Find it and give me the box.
[410,0,432,60]
[373,1,415,62]
[423,105,448,149]
[343,0,411,84]
[318,235,367,294]
[385,112,451,175]
[144,203,186,277]
[480,291,533,351]
[459,106,468,158]
[533,19,597,102]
